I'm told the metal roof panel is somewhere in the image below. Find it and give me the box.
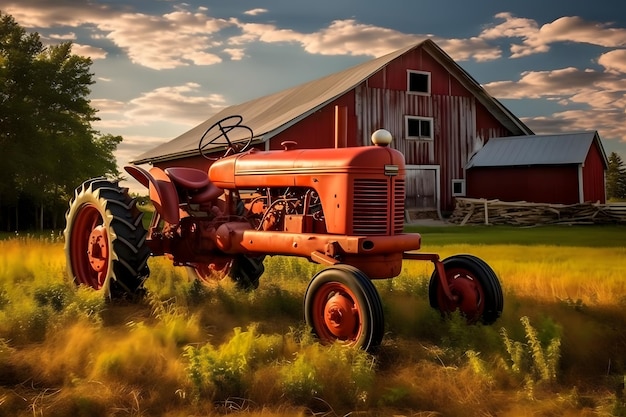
[466,132,601,168]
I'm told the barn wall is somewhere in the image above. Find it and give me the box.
[466,165,581,204]
[582,139,606,203]
[354,46,515,212]
[268,91,358,150]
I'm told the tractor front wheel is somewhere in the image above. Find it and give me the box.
[428,254,503,324]
[304,265,384,352]
[64,178,150,299]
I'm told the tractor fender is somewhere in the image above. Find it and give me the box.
[124,165,180,225]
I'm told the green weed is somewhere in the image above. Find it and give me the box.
[500,316,562,387]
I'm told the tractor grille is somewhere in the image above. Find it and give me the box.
[352,178,405,235]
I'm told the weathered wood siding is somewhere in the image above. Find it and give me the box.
[352,45,512,211]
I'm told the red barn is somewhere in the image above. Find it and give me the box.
[132,39,533,214]
[465,131,608,204]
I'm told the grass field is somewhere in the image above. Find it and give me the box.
[0,225,624,416]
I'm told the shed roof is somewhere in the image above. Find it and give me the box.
[465,131,608,169]
[132,39,532,165]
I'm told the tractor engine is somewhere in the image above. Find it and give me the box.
[208,139,406,238]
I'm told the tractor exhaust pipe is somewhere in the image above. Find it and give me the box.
[334,105,347,148]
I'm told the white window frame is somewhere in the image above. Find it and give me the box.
[405,115,434,140]
[407,70,431,96]
[452,179,466,197]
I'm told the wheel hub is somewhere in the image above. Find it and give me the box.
[87,225,108,273]
[324,293,357,339]
[447,274,482,320]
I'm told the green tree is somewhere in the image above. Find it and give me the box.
[0,12,121,230]
[606,152,626,200]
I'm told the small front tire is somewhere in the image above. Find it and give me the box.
[304,265,384,352]
[429,254,503,324]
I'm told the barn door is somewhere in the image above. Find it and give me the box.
[405,166,440,211]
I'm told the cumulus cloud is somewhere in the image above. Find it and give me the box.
[231,18,501,62]
[3,1,233,70]
[482,13,626,58]
[484,67,608,99]
[92,83,227,130]
[485,66,626,141]
[72,43,107,59]
[598,49,626,74]
[48,32,76,40]
[523,108,626,144]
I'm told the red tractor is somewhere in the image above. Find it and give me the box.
[64,115,503,352]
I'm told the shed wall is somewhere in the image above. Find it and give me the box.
[582,140,606,203]
[466,165,580,204]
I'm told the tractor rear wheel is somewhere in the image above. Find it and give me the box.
[64,178,150,299]
[304,265,384,352]
[428,254,503,324]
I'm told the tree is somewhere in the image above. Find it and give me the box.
[0,12,121,230]
[606,152,626,200]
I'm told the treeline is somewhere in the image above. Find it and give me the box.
[0,12,121,232]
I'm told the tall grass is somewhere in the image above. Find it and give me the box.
[0,227,624,416]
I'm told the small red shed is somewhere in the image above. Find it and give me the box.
[465,131,608,204]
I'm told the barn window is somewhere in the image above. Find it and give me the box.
[407,70,430,95]
[405,116,433,140]
[452,179,465,196]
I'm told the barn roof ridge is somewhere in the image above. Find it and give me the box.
[132,39,532,165]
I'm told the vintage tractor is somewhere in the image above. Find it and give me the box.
[64,115,503,352]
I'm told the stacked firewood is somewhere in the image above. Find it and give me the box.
[449,198,624,226]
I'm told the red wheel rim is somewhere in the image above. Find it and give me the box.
[311,282,362,345]
[69,203,109,289]
[437,267,485,322]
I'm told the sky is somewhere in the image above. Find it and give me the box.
[2,0,626,193]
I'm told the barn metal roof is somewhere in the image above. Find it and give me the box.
[465,131,608,169]
[132,39,532,165]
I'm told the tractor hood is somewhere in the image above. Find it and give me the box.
[208,144,405,189]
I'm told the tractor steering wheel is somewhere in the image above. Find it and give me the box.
[198,115,254,160]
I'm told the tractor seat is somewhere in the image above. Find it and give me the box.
[165,167,224,204]
[165,167,210,189]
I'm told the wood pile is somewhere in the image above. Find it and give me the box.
[449,198,625,226]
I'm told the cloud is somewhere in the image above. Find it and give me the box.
[598,49,626,74]
[72,43,107,59]
[223,48,246,60]
[231,18,501,62]
[484,66,626,141]
[92,83,227,130]
[482,13,626,58]
[96,10,232,69]
[3,1,233,70]
[48,32,76,40]
[244,8,268,16]
[524,108,626,144]
[484,67,608,99]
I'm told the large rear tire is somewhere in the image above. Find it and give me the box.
[64,178,150,299]
[304,265,384,352]
[428,254,503,324]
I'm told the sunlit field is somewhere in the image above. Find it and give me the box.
[0,226,625,416]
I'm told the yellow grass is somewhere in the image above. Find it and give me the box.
[0,236,624,416]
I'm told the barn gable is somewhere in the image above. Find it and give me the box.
[465,131,608,204]
[132,39,530,166]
